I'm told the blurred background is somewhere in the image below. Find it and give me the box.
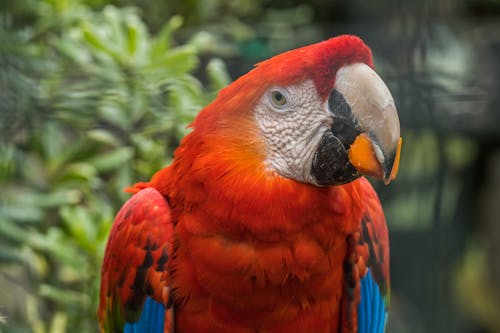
[1,0,500,332]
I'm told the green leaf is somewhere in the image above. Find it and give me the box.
[60,162,97,183]
[98,103,130,130]
[114,165,133,201]
[0,245,26,263]
[206,58,231,91]
[48,311,67,333]
[126,20,139,57]
[87,147,134,172]
[150,15,183,59]
[53,33,92,65]
[0,218,28,243]
[0,143,17,180]
[21,154,49,189]
[146,45,198,77]
[35,189,83,208]
[28,228,84,267]
[41,122,64,164]
[0,204,44,223]
[39,284,90,307]
[87,129,121,147]
[2,187,82,209]
[59,205,97,252]
[103,5,126,52]
[83,23,123,63]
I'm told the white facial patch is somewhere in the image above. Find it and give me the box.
[254,80,330,184]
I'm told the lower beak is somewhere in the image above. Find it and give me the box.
[348,133,402,185]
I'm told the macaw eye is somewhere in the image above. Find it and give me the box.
[270,90,287,107]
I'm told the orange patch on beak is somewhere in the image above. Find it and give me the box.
[389,137,402,183]
[348,134,402,185]
[348,133,384,180]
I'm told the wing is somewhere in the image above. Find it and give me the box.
[341,179,390,333]
[356,212,390,333]
[98,188,175,333]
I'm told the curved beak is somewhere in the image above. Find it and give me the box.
[334,63,401,185]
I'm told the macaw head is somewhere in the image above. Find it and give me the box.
[189,35,401,187]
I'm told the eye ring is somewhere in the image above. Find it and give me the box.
[271,90,287,106]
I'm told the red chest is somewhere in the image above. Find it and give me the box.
[168,207,352,333]
[156,161,366,332]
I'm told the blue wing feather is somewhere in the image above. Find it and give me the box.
[124,297,166,333]
[359,278,368,333]
[155,297,163,332]
[358,269,387,333]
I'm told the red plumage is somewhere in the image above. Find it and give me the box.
[98,188,174,332]
[98,35,392,333]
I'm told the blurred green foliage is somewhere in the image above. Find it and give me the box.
[0,1,230,332]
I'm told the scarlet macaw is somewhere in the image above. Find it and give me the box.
[98,35,402,333]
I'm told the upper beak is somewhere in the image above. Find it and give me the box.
[334,63,402,184]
